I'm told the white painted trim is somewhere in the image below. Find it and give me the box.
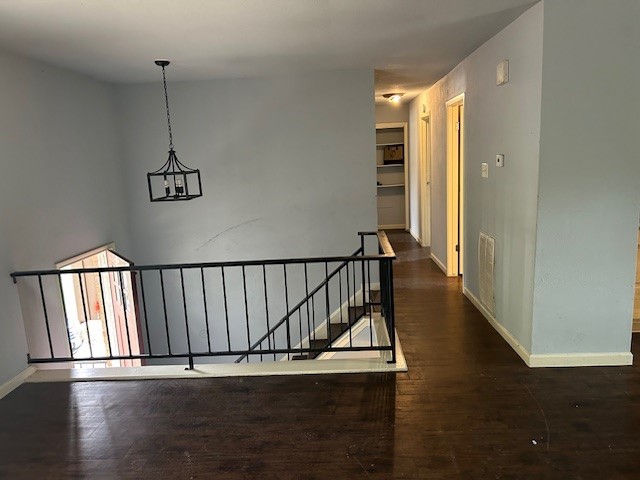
[430,253,447,275]
[403,122,409,230]
[445,92,466,107]
[379,224,405,230]
[445,93,465,277]
[463,287,634,368]
[376,121,405,129]
[528,352,633,368]
[288,287,365,356]
[463,287,531,366]
[376,121,408,231]
[26,356,406,383]
[56,242,115,268]
[317,315,406,370]
[419,112,431,248]
[409,228,422,245]
[288,284,381,357]
[316,316,377,360]
[0,366,37,400]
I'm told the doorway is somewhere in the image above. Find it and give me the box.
[419,113,431,248]
[57,245,143,367]
[446,94,465,277]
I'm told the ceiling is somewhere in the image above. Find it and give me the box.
[0,0,538,103]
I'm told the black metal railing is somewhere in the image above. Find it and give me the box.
[10,232,396,369]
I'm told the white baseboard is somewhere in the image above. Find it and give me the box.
[409,229,421,245]
[463,287,634,368]
[0,366,37,400]
[26,357,407,383]
[528,352,633,367]
[463,287,531,366]
[316,314,408,372]
[430,253,447,275]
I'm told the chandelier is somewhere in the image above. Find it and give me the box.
[147,60,203,202]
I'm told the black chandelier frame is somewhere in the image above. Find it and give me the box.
[147,60,203,202]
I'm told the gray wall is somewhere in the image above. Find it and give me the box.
[409,3,544,350]
[408,70,467,266]
[0,49,130,384]
[115,70,377,361]
[375,103,409,124]
[117,70,376,264]
[531,0,640,355]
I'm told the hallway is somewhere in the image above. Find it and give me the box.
[1,232,639,479]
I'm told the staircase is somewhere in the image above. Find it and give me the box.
[12,231,396,368]
[290,288,385,360]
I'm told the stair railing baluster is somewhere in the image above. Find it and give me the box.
[200,267,212,354]
[367,259,373,347]
[97,271,114,358]
[12,232,396,366]
[283,264,291,360]
[57,274,74,359]
[77,272,94,359]
[262,265,274,362]
[324,262,331,352]
[38,275,55,359]
[221,266,231,353]
[242,265,251,363]
[159,270,171,355]
[304,264,312,351]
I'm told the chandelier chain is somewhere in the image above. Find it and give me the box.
[161,65,174,149]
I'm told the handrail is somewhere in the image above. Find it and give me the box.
[234,246,362,363]
[11,252,394,281]
[235,231,397,363]
[11,231,397,367]
[358,231,396,258]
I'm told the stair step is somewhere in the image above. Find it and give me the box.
[369,289,382,313]
[328,323,350,342]
[348,305,366,324]
[298,298,378,361]
[309,339,328,349]
[307,339,328,359]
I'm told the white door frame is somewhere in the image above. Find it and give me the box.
[419,113,431,247]
[376,121,409,230]
[445,93,465,277]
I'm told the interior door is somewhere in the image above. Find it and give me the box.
[457,104,464,276]
[446,96,464,277]
[106,250,142,366]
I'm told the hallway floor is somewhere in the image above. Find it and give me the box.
[1,232,639,479]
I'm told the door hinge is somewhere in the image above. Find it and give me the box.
[455,244,460,252]
[456,121,460,131]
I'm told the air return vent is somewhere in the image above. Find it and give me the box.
[478,232,495,315]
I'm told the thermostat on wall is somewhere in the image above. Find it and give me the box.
[497,60,509,86]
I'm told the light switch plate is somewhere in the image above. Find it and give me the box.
[496,154,505,167]
[497,60,509,86]
[482,163,489,178]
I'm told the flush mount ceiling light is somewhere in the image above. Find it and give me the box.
[383,93,404,104]
[147,60,203,202]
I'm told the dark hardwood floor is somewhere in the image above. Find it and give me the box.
[1,231,639,479]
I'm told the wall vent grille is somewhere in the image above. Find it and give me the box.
[478,232,496,315]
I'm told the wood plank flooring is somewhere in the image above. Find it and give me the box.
[1,231,639,479]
